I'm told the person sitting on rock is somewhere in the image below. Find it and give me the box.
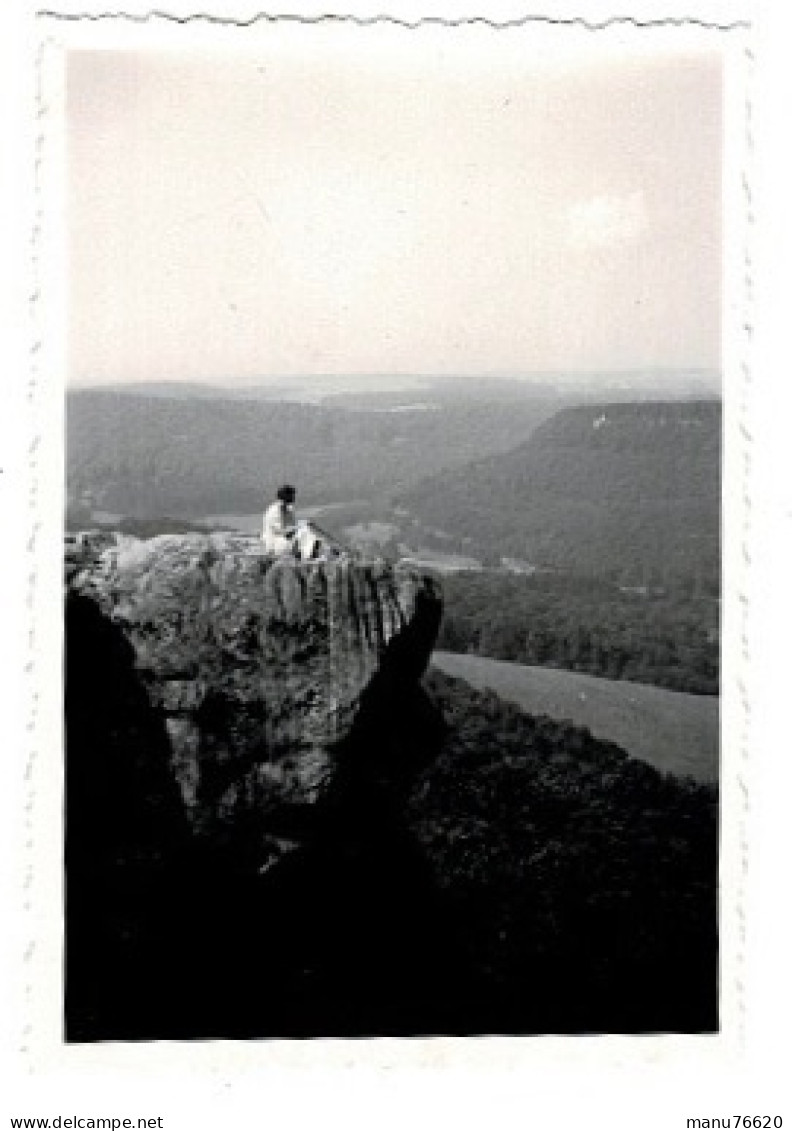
[263,485,339,561]
[262,484,300,557]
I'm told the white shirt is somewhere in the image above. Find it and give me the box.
[262,501,297,556]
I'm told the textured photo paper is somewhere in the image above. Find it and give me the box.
[10,0,785,1119]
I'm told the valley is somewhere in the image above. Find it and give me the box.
[67,378,722,703]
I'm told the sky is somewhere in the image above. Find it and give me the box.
[67,35,722,387]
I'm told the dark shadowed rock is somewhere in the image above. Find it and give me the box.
[65,533,449,1040]
[67,532,442,859]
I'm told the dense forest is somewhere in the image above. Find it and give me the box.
[400,400,721,589]
[66,387,558,517]
[405,670,718,1033]
[437,570,720,695]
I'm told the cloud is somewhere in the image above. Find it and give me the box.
[565,192,647,251]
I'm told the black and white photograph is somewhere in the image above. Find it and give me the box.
[58,22,735,1046]
[7,0,792,1120]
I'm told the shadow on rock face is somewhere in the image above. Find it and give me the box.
[65,569,463,1041]
[65,592,193,1039]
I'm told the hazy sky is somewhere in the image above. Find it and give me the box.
[67,37,722,386]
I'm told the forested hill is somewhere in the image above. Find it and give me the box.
[65,387,557,519]
[399,399,721,589]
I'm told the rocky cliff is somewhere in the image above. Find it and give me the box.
[67,532,441,852]
[65,533,446,1039]
[65,532,717,1041]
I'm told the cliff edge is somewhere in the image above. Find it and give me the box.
[67,532,441,850]
[65,533,445,1039]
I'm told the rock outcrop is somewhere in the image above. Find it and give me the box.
[67,532,442,858]
[64,532,717,1040]
[65,532,446,1040]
